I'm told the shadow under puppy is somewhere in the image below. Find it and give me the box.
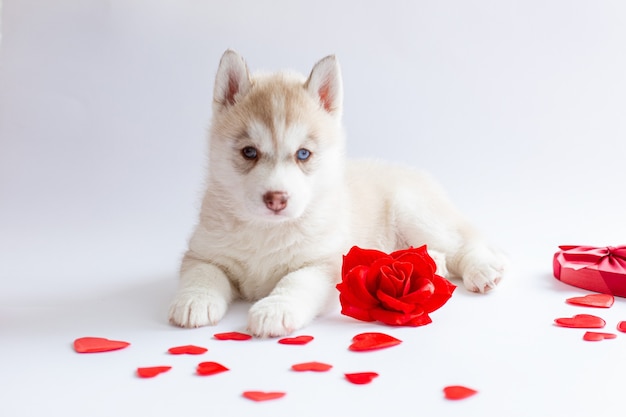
[169,50,507,337]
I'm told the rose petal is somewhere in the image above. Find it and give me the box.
[291,361,333,372]
[242,391,286,402]
[379,262,414,296]
[376,288,416,313]
[414,275,456,313]
[349,332,402,351]
[278,335,314,345]
[338,265,380,309]
[213,332,252,341]
[566,294,614,308]
[582,331,617,341]
[365,257,394,288]
[369,306,427,326]
[403,311,433,327]
[196,361,229,376]
[410,276,436,299]
[378,265,399,295]
[73,337,130,353]
[403,254,438,282]
[168,345,208,355]
[618,321,626,333]
[345,372,379,385]
[137,366,171,378]
[400,275,447,304]
[554,314,606,328]
[390,245,429,260]
[443,385,478,400]
[341,247,388,277]
[338,302,375,322]
[391,247,436,274]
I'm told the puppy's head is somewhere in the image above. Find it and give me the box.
[207,50,345,223]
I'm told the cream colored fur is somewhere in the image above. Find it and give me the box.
[168,50,507,337]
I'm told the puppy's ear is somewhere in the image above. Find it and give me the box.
[213,50,251,109]
[305,55,343,118]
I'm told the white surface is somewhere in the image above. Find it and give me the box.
[1,1,626,416]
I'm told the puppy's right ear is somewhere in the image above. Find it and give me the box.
[213,50,251,109]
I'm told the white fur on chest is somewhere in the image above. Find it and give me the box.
[188,203,347,300]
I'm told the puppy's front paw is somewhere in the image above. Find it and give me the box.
[463,262,505,293]
[168,289,228,328]
[248,296,312,338]
[457,244,508,293]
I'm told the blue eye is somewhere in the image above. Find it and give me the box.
[241,146,258,160]
[296,148,311,161]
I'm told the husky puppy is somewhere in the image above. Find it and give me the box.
[168,50,507,337]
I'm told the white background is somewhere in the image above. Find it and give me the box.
[1,1,626,416]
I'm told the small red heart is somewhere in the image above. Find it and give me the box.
[583,331,617,341]
[348,332,402,352]
[566,294,614,308]
[73,337,130,353]
[196,361,229,376]
[136,366,171,378]
[554,314,606,328]
[213,331,252,341]
[242,391,286,402]
[443,385,478,400]
[617,321,626,333]
[345,372,379,385]
[291,361,333,372]
[278,335,314,345]
[168,345,208,355]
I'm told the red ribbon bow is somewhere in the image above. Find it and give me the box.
[558,245,626,274]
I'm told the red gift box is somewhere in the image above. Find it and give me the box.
[553,245,626,297]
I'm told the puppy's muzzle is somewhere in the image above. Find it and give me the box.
[263,191,289,213]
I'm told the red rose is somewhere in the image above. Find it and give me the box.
[336,246,456,326]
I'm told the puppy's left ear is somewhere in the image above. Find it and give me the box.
[305,55,343,118]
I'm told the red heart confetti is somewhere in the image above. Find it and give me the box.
[348,332,402,351]
[582,331,617,341]
[554,314,606,328]
[242,391,286,402]
[443,385,478,400]
[618,321,626,333]
[278,335,314,345]
[291,361,333,372]
[73,337,131,353]
[196,361,229,376]
[345,372,379,385]
[213,332,252,341]
[136,366,171,378]
[566,294,614,308]
[168,345,208,355]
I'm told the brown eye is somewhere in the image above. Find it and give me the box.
[241,146,258,160]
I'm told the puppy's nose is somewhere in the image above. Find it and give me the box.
[263,191,288,213]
